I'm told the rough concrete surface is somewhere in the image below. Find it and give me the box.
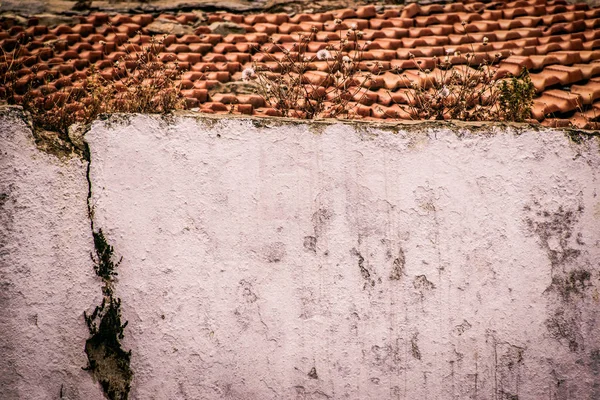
[85,114,600,400]
[0,108,102,400]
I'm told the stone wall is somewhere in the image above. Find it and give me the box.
[2,108,600,399]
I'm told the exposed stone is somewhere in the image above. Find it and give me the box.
[0,0,46,14]
[145,18,194,36]
[33,13,78,27]
[209,21,246,36]
[68,122,87,153]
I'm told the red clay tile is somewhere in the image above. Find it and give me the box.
[573,63,600,79]
[80,51,103,63]
[205,71,230,83]
[334,9,359,19]
[180,88,208,102]
[369,19,395,30]
[380,27,410,39]
[51,25,73,35]
[252,23,278,35]
[532,89,582,118]
[213,43,237,53]
[2,0,600,126]
[289,14,316,23]
[237,94,265,108]
[236,104,254,115]
[266,14,290,24]
[198,34,222,46]
[253,107,282,117]
[410,25,454,37]
[177,53,202,63]
[584,39,600,50]
[131,14,154,27]
[401,4,420,19]
[194,26,212,35]
[570,79,600,104]
[356,5,377,18]
[72,24,95,37]
[189,43,212,54]
[202,101,230,112]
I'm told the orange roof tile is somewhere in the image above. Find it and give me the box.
[2,0,600,128]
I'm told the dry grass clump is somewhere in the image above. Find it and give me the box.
[243,20,377,119]
[0,35,184,136]
[247,22,536,122]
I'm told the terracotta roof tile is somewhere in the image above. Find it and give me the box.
[571,78,600,104]
[2,1,600,127]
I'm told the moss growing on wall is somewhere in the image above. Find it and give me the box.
[84,230,132,400]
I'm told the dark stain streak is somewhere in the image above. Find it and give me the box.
[351,248,375,288]
[525,202,592,353]
[411,334,421,360]
[413,275,435,291]
[389,247,405,281]
[546,309,583,351]
[303,236,317,254]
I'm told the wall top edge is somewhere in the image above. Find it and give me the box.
[1,105,599,141]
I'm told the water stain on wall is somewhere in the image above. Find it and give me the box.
[524,200,597,353]
[389,247,406,281]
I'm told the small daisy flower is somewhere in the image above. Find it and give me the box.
[349,24,357,30]
[242,67,256,81]
[483,36,489,45]
[316,49,332,60]
[439,86,450,98]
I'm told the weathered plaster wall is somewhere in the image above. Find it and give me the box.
[0,108,101,399]
[2,108,600,400]
[85,115,600,400]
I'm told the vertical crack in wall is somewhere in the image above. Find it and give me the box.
[83,141,133,400]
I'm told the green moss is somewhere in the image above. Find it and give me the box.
[498,68,535,123]
[84,229,132,400]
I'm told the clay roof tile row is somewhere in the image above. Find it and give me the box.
[2,0,600,128]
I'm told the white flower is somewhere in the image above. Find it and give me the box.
[349,24,357,30]
[342,55,351,63]
[446,48,455,55]
[316,49,332,60]
[242,67,255,81]
[439,86,450,98]
[483,36,489,45]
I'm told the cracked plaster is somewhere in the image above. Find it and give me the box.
[1,108,600,399]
